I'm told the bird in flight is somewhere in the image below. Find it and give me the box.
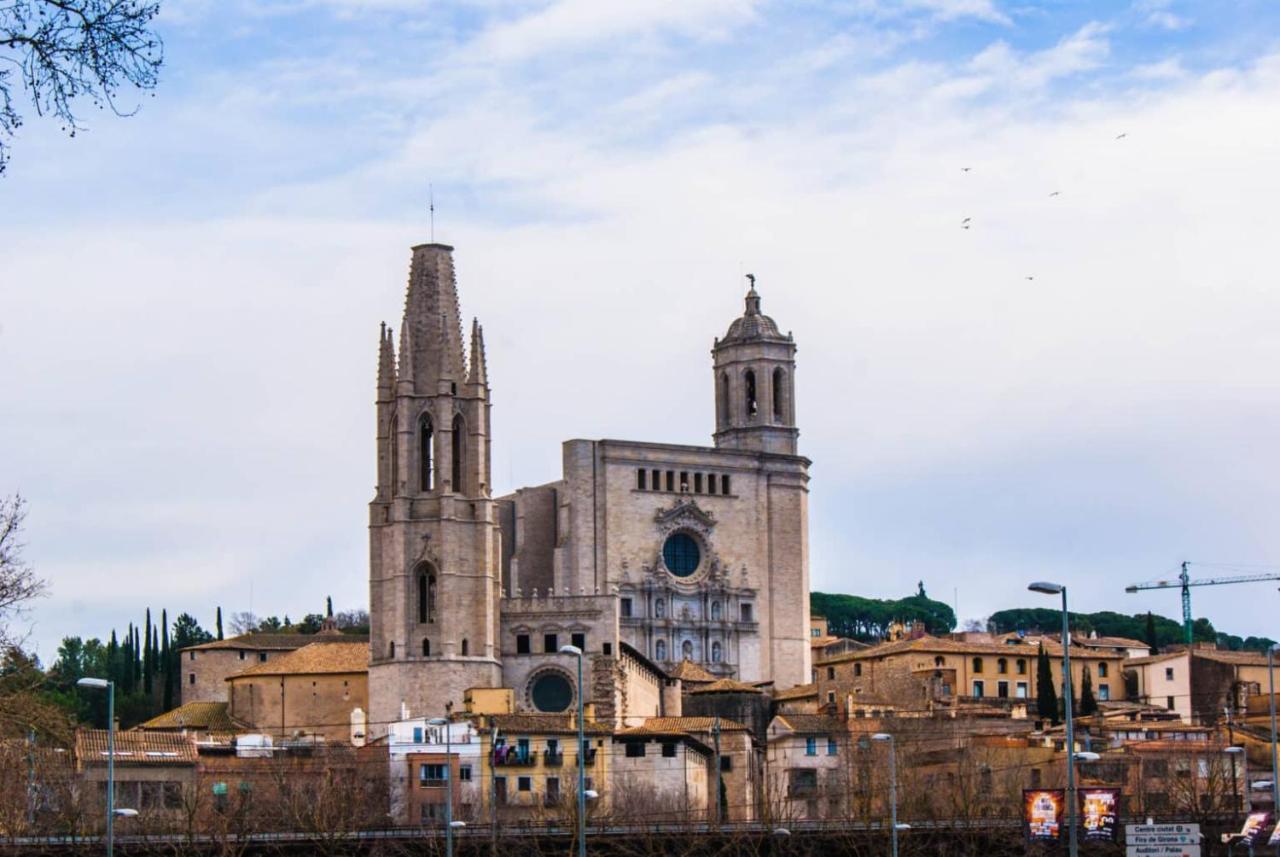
[1115,133,1127,140]
[961,167,972,172]
[1025,275,1035,281]
[1048,191,1061,197]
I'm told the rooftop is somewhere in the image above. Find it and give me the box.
[486,713,612,736]
[667,659,718,683]
[771,714,846,735]
[136,701,244,733]
[76,730,197,766]
[689,678,764,695]
[773,682,818,701]
[228,641,369,678]
[184,630,367,653]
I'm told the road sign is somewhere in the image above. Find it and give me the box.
[1126,823,1201,857]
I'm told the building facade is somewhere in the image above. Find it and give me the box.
[367,244,812,733]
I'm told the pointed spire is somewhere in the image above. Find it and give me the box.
[377,322,396,399]
[397,317,415,391]
[403,243,466,392]
[468,318,487,387]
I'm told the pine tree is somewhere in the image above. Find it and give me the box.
[143,608,153,695]
[1080,665,1097,715]
[216,606,224,640]
[1036,644,1059,725]
[1145,611,1159,655]
[161,608,173,711]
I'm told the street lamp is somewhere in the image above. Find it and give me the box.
[1225,747,1246,823]
[427,716,456,857]
[1029,581,1078,857]
[559,644,587,857]
[872,733,899,857]
[77,677,118,857]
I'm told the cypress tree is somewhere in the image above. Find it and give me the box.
[161,608,173,711]
[108,630,119,687]
[124,624,135,694]
[143,608,153,695]
[1080,665,1097,715]
[1145,611,1159,655]
[216,606,224,640]
[133,625,142,685]
[1036,644,1059,725]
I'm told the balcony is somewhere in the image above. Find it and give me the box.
[492,750,536,767]
[543,750,563,767]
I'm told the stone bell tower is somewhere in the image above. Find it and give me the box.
[712,275,799,454]
[368,243,502,733]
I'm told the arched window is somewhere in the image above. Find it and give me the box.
[997,658,1008,674]
[718,372,730,427]
[711,641,722,663]
[461,638,469,656]
[419,414,434,491]
[1017,659,1027,675]
[422,638,430,657]
[773,367,786,422]
[681,640,693,660]
[744,370,757,416]
[710,601,722,621]
[418,567,436,624]
[389,641,396,659]
[934,656,945,668]
[972,657,983,674]
[1098,662,1108,678]
[451,414,466,493]
[654,598,665,619]
[655,640,667,661]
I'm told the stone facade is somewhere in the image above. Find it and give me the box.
[368,243,812,733]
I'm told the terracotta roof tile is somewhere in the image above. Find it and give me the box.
[136,702,244,732]
[666,660,718,682]
[76,730,197,766]
[773,683,817,701]
[185,632,368,653]
[487,713,612,736]
[228,641,368,678]
[625,717,749,735]
[689,678,763,695]
[772,714,845,734]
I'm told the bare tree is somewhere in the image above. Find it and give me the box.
[0,495,44,649]
[227,611,259,635]
[0,1,163,173]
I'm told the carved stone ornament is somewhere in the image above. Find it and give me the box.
[414,532,441,569]
[653,500,716,536]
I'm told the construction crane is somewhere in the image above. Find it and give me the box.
[1126,561,1280,645]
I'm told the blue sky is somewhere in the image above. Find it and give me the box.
[5,0,1280,658]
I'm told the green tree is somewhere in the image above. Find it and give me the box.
[161,607,172,711]
[295,613,325,634]
[1079,665,1097,716]
[1145,612,1159,655]
[142,607,153,695]
[171,613,212,650]
[1036,644,1058,725]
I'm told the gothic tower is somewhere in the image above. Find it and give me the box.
[368,243,502,732]
[712,277,799,454]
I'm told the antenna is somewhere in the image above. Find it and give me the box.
[429,184,435,242]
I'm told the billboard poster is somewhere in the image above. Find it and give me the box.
[1080,787,1120,841]
[1024,789,1066,841]
[1240,812,1272,846]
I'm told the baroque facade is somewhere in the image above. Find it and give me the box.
[367,243,811,734]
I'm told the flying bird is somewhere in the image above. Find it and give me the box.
[1048,191,1061,197]
[961,217,971,224]
[1025,276,1035,281]
[1115,133,1127,140]
[961,167,972,172]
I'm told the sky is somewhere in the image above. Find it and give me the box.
[4,0,1280,660]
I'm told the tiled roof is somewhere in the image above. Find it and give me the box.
[666,660,717,683]
[817,634,1125,666]
[76,730,197,766]
[1125,652,1186,667]
[488,713,612,736]
[184,631,367,652]
[689,678,763,695]
[773,683,817,701]
[625,717,749,735]
[1194,649,1273,666]
[1078,636,1150,649]
[228,641,368,678]
[136,702,243,732]
[772,714,845,734]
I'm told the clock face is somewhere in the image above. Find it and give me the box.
[663,532,701,577]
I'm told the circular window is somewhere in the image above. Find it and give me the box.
[531,672,574,713]
[663,532,701,577]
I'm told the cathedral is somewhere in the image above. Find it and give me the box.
[367,243,811,734]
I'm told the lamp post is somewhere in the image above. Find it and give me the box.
[427,715,458,857]
[76,678,115,857]
[872,733,899,857]
[1268,644,1279,824]
[1225,747,1246,823]
[1029,581,1078,857]
[559,644,587,857]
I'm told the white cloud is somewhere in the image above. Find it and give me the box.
[473,0,761,61]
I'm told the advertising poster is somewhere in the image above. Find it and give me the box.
[1080,787,1119,841]
[1240,812,1272,846]
[1024,789,1065,841]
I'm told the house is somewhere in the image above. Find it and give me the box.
[1127,648,1279,725]
[385,717,482,825]
[612,722,713,823]
[225,640,369,743]
[134,701,245,742]
[764,714,850,821]
[179,629,367,706]
[75,730,198,826]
